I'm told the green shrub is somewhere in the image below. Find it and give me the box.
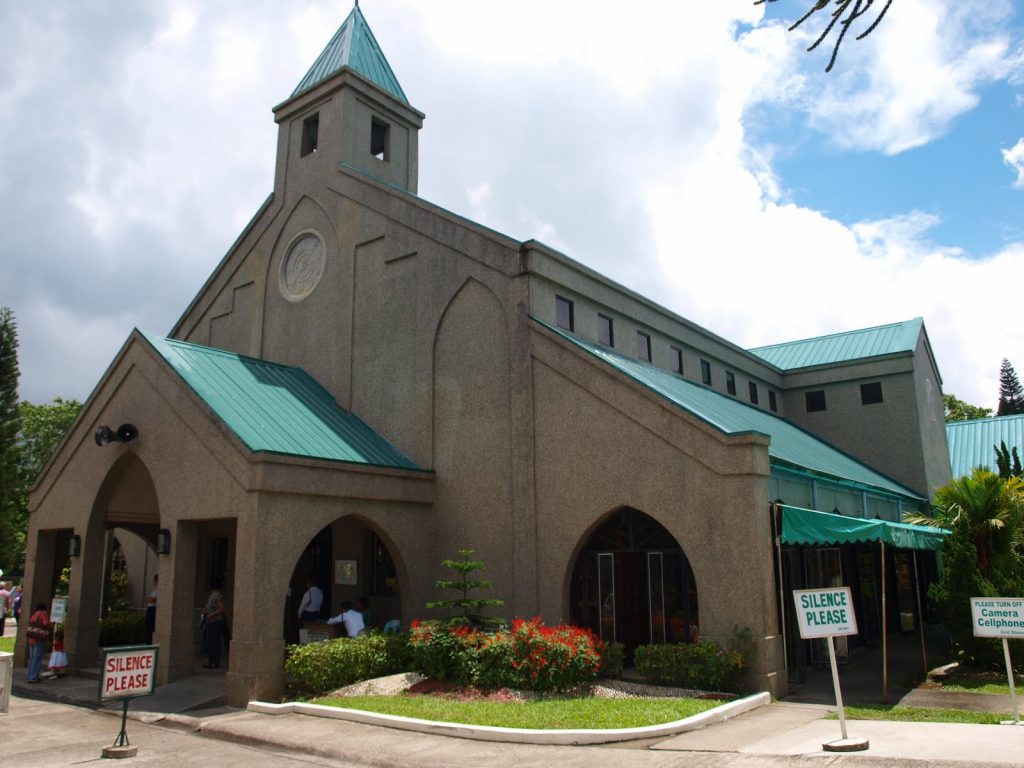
[634,640,745,692]
[98,610,147,647]
[599,641,625,678]
[408,617,603,692]
[285,631,413,696]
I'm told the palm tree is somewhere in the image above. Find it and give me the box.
[906,468,1024,573]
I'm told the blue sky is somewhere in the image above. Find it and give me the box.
[0,0,1022,410]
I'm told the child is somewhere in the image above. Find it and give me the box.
[47,627,68,677]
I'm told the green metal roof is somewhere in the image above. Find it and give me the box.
[947,413,1024,478]
[539,320,924,502]
[749,318,923,370]
[292,5,407,103]
[142,332,423,471]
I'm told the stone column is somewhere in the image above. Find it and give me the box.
[156,520,198,685]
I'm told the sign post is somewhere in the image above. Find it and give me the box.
[793,587,869,752]
[969,597,1023,725]
[98,645,159,758]
[50,597,67,625]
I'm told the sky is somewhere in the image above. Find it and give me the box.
[1,0,1022,410]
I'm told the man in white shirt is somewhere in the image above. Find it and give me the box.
[297,574,324,621]
[326,601,365,637]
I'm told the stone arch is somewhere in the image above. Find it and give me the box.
[430,278,515,601]
[566,507,699,658]
[282,512,412,643]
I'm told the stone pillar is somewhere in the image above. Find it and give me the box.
[156,520,198,685]
[16,530,57,666]
[66,511,107,671]
[223,514,284,705]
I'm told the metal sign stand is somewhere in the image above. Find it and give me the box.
[822,635,869,752]
[102,699,137,758]
[1001,638,1021,726]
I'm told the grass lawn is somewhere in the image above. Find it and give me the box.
[316,694,720,729]
[0,636,13,653]
[935,667,1023,696]
[832,705,1006,725]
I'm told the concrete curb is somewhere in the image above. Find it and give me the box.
[247,691,771,745]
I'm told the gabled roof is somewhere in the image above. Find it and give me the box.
[292,5,407,103]
[749,318,923,370]
[142,333,424,471]
[946,412,1024,478]
[538,320,924,502]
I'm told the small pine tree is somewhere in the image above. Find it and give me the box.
[997,359,1024,416]
[426,548,505,628]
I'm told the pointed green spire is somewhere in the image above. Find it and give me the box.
[292,4,408,103]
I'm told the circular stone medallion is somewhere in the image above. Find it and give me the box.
[279,232,325,302]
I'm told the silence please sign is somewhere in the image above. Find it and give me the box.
[100,646,158,701]
[793,587,859,639]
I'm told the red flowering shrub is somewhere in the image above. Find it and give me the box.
[408,617,603,692]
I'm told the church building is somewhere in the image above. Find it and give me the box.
[20,6,951,705]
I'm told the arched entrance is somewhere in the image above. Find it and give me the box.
[284,516,404,643]
[570,508,698,657]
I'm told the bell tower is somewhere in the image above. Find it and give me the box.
[271,3,424,195]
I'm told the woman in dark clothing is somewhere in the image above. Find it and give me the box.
[201,577,227,669]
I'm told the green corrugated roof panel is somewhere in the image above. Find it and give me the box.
[143,333,423,471]
[749,318,922,370]
[947,413,1024,478]
[292,5,407,103]
[538,320,924,502]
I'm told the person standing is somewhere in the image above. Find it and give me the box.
[0,582,10,637]
[297,573,324,622]
[201,577,227,669]
[12,584,23,621]
[26,602,52,683]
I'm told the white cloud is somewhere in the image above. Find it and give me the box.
[781,0,1014,154]
[1,0,1023,415]
[1003,138,1024,188]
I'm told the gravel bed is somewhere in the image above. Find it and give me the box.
[328,673,730,702]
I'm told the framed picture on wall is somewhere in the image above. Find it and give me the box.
[336,559,358,586]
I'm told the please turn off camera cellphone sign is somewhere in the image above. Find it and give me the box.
[793,587,859,639]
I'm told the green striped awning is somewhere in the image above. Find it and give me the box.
[780,505,948,551]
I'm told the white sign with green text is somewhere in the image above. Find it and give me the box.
[793,587,858,639]
[791,586,867,751]
[970,596,1022,725]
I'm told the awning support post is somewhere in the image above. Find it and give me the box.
[913,550,927,679]
[772,503,788,674]
[881,540,888,705]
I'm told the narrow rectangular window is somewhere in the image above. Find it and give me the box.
[805,390,827,413]
[726,371,736,396]
[555,296,574,331]
[860,382,883,405]
[769,391,778,412]
[670,346,683,374]
[637,331,652,362]
[598,313,614,346]
[371,117,390,161]
[749,381,759,405]
[300,113,319,156]
[700,359,712,386]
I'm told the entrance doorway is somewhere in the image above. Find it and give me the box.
[570,508,698,659]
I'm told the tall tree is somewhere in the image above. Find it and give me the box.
[943,393,992,422]
[0,307,21,574]
[4,398,84,572]
[997,359,1024,416]
[757,0,894,72]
